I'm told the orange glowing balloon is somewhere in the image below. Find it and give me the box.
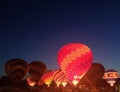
[41,70,58,86]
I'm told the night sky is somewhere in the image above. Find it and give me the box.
[0,0,120,76]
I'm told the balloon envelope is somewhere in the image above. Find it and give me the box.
[57,43,93,84]
[4,58,28,83]
[41,70,58,86]
[28,61,47,82]
[54,69,67,86]
[80,63,105,86]
[103,69,119,86]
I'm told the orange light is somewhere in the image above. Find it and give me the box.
[62,81,67,87]
[72,79,79,86]
[28,81,36,87]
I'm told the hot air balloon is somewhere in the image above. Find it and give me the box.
[54,69,67,87]
[80,62,105,87]
[41,70,58,87]
[4,58,28,83]
[28,61,47,82]
[103,69,119,86]
[57,43,93,85]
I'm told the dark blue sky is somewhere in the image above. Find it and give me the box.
[0,0,120,76]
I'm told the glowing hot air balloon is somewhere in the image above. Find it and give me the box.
[41,70,58,87]
[54,69,67,87]
[57,43,93,85]
[103,69,119,86]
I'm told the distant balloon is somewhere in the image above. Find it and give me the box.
[57,43,93,85]
[103,69,119,86]
[4,58,28,83]
[28,61,47,82]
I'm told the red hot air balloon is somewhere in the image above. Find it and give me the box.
[4,58,28,83]
[57,43,93,85]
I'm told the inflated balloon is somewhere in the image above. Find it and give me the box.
[80,63,105,86]
[54,69,67,87]
[41,70,58,87]
[103,69,119,86]
[4,58,28,83]
[28,61,47,82]
[57,43,93,85]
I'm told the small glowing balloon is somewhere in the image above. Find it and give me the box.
[57,43,93,85]
[103,69,119,86]
[41,70,58,87]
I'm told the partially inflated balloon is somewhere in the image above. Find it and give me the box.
[4,58,28,83]
[57,43,93,85]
